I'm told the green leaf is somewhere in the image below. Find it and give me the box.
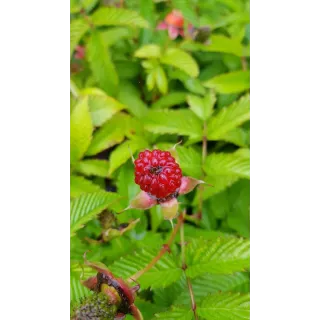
[86,113,130,156]
[197,292,250,320]
[151,92,187,109]
[91,7,149,28]
[109,248,183,289]
[161,48,199,78]
[185,238,250,278]
[87,31,118,97]
[70,19,89,59]
[100,27,131,46]
[154,307,193,320]
[226,180,250,238]
[176,146,202,178]
[116,161,140,209]
[207,94,250,140]
[194,175,240,201]
[117,81,148,118]
[70,274,92,303]
[203,35,244,56]
[70,0,98,14]
[70,97,93,165]
[81,88,126,127]
[204,148,250,179]
[219,127,250,147]
[175,273,250,305]
[143,109,202,138]
[70,175,102,198]
[155,66,168,94]
[168,69,206,95]
[115,61,141,80]
[74,159,109,177]
[147,70,156,91]
[187,91,216,121]
[203,70,250,94]
[108,138,148,176]
[70,191,121,236]
[153,277,186,307]
[135,44,161,58]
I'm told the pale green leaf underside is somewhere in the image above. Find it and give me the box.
[185,237,250,278]
[203,70,250,94]
[143,109,202,137]
[70,274,92,303]
[70,191,121,236]
[197,292,250,320]
[207,94,250,140]
[91,7,149,28]
[109,248,183,289]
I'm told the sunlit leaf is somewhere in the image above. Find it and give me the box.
[70,97,93,165]
[161,48,199,78]
[203,70,250,94]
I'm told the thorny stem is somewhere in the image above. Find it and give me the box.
[127,213,184,283]
[180,212,199,320]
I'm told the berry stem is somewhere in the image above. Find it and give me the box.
[180,211,199,320]
[127,213,184,283]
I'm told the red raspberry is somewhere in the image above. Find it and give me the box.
[134,149,182,200]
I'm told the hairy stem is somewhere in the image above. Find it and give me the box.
[180,212,198,320]
[241,56,248,71]
[127,214,184,283]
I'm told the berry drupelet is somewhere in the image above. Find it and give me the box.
[134,149,182,200]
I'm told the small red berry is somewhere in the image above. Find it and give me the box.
[134,149,182,200]
[165,10,184,28]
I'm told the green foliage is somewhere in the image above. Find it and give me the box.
[70,191,121,236]
[143,109,202,137]
[70,19,89,58]
[87,31,119,97]
[204,70,250,94]
[197,293,250,319]
[185,238,250,277]
[110,248,183,289]
[91,7,149,28]
[70,1,250,318]
[70,97,93,165]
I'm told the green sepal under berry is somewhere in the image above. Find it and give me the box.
[71,292,118,320]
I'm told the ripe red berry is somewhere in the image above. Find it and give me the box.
[134,149,182,200]
[165,10,184,28]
